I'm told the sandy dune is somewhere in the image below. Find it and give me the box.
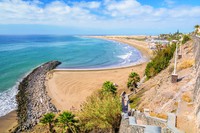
[46,36,151,111]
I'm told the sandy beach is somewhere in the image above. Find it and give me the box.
[0,111,17,133]
[46,36,152,111]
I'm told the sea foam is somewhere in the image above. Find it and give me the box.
[117,52,133,60]
[0,84,18,117]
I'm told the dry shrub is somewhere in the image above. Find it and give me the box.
[149,112,168,120]
[157,113,168,120]
[174,102,178,107]
[187,103,194,107]
[182,94,192,103]
[149,112,156,117]
[178,59,194,70]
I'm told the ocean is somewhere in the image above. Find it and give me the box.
[0,35,142,117]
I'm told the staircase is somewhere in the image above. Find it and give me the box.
[119,92,184,133]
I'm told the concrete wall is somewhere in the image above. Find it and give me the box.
[193,36,200,130]
[119,118,145,133]
[133,111,167,128]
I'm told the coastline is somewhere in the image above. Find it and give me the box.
[46,36,152,111]
[0,35,152,132]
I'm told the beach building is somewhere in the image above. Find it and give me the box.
[146,38,169,49]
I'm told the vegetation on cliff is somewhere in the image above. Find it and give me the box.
[145,43,176,79]
[182,35,190,44]
[129,88,146,109]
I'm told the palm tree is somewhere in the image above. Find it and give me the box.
[58,111,78,133]
[127,72,140,90]
[195,25,199,29]
[102,81,117,94]
[194,25,200,34]
[40,112,56,133]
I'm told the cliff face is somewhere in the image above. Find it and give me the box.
[16,61,61,131]
[193,36,200,130]
[129,38,197,132]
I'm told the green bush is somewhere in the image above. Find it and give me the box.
[129,88,146,109]
[182,35,190,44]
[78,92,121,132]
[145,43,176,79]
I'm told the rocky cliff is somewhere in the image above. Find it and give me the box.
[193,36,200,130]
[15,61,61,131]
[128,38,197,132]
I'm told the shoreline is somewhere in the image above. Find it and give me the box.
[46,36,152,111]
[54,35,152,72]
[54,58,147,71]
[89,35,152,60]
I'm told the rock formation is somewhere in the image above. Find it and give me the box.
[15,61,61,131]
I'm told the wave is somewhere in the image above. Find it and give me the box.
[117,52,133,60]
[0,83,18,117]
[0,65,42,117]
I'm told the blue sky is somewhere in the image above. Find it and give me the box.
[0,0,200,35]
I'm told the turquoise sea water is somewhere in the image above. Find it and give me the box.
[0,35,143,116]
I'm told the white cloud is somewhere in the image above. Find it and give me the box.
[164,0,176,7]
[73,1,101,9]
[104,0,153,17]
[0,0,199,33]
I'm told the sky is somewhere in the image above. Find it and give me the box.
[0,0,200,35]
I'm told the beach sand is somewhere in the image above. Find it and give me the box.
[0,111,17,133]
[46,36,151,111]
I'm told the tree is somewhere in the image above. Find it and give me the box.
[57,111,79,133]
[127,72,140,90]
[102,81,117,94]
[194,25,200,34]
[40,112,56,133]
[195,25,199,29]
[145,43,176,79]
